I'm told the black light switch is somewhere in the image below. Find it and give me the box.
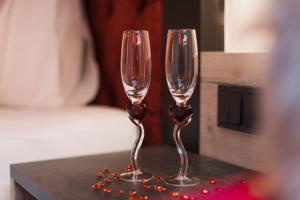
[218,92,230,123]
[218,85,258,133]
[228,93,242,125]
[245,92,258,130]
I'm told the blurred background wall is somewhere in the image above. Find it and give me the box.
[224,0,272,52]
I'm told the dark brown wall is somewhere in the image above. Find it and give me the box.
[163,0,224,153]
[201,0,224,51]
[163,0,201,153]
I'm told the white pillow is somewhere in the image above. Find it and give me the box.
[0,0,99,108]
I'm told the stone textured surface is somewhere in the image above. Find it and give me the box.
[11,146,251,200]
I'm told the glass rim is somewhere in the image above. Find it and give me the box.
[123,30,149,33]
[168,29,196,32]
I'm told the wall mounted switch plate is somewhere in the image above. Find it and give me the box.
[217,85,258,133]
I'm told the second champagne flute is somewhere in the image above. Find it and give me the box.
[120,30,153,182]
[163,29,200,186]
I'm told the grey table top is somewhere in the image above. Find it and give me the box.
[10,146,253,200]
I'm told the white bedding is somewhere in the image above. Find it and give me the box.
[0,106,135,199]
[0,0,99,108]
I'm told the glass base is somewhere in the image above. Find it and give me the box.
[120,170,153,182]
[163,175,200,187]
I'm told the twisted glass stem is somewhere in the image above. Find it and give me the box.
[173,114,192,181]
[121,102,152,182]
[128,117,144,175]
[173,125,188,179]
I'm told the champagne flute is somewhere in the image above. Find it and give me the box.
[120,30,153,182]
[163,29,199,186]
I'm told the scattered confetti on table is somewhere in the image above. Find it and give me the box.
[90,166,255,200]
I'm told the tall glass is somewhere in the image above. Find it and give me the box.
[164,29,199,186]
[120,30,153,182]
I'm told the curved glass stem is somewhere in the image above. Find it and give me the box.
[128,117,144,175]
[163,107,199,186]
[173,115,192,180]
[120,103,152,182]
[173,125,188,180]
